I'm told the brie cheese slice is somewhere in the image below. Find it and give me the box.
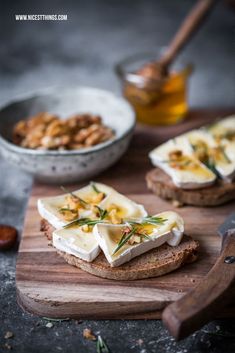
[185,129,235,181]
[38,182,147,229]
[149,137,216,189]
[209,115,235,142]
[93,211,184,267]
[52,227,100,262]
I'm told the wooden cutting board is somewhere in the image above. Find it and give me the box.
[16,109,235,319]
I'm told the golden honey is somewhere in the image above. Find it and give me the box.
[123,67,191,126]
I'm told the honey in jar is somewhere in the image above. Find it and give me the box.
[116,54,192,126]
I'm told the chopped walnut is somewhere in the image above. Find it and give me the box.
[59,209,78,221]
[108,209,122,224]
[12,112,115,150]
[83,328,96,341]
[91,192,105,204]
[81,224,90,233]
[128,235,142,245]
[169,149,183,160]
[65,195,84,211]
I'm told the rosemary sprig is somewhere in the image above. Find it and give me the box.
[202,329,235,337]
[96,335,109,353]
[204,158,220,178]
[43,317,70,322]
[112,226,137,255]
[63,206,108,229]
[128,216,166,226]
[63,217,103,228]
[90,182,107,198]
[219,146,231,163]
[95,205,108,220]
[60,186,88,207]
[90,182,101,194]
[112,216,166,255]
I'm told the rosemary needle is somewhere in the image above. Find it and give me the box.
[112,227,137,255]
[112,216,166,255]
[90,182,106,197]
[63,206,108,229]
[96,335,109,353]
[63,217,104,229]
[128,216,166,226]
[90,182,101,194]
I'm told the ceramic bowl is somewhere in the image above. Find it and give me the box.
[0,87,135,184]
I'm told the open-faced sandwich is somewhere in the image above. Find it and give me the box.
[147,115,235,206]
[38,182,199,280]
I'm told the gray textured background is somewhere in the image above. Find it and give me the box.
[0,0,235,352]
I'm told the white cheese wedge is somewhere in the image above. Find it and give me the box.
[37,186,94,229]
[93,211,184,267]
[218,140,235,182]
[185,129,235,181]
[184,129,216,148]
[149,137,216,189]
[207,116,235,181]
[149,136,192,161]
[52,227,100,262]
[209,115,235,140]
[38,182,147,229]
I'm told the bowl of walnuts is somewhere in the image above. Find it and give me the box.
[0,87,135,183]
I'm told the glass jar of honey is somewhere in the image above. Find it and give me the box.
[116,53,193,125]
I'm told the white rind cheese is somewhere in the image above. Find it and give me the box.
[52,227,100,262]
[209,115,235,139]
[37,182,147,229]
[149,137,216,189]
[185,129,235,182]
[149,116,235,189]
[93,211,184,267]
[38,183,148,262]
[207,116,235,181]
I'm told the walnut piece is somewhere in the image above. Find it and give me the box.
[12,112,115,151]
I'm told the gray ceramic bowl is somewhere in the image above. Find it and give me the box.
[0,87,135,184]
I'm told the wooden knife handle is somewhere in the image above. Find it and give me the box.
[162,230,235,340]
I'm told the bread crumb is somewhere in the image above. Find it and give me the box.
[172,200,184,208]
[83,328,96,341]
[137,339,144,346]
[46,322,54,328]
[4,331,14,339]
[4,343,12,350]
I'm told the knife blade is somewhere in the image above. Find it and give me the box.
[218,212,235,237]
[218,213,235,255]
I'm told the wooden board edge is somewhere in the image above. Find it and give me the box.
[16,286,166,319]
[16,287,235,320]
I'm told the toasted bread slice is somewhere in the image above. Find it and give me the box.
[146,168,235,207]
[41,219,199,280]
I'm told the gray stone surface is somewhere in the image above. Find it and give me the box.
[0,0,235,352]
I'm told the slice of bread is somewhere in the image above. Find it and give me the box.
[146,168,235,207]
[41,219,199,281]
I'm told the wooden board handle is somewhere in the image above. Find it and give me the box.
[162,230,235,340]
